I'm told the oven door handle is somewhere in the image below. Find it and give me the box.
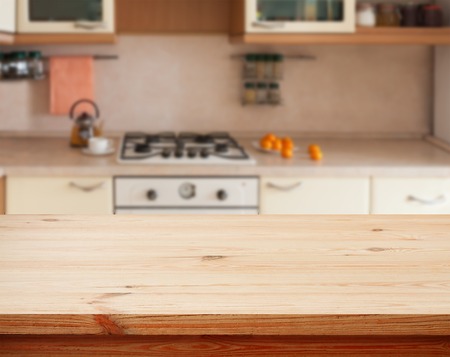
[266,181,302,192]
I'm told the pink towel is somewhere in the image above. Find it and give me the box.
[49,56,95,116]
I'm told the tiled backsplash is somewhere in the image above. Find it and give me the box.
[0,35,432,136]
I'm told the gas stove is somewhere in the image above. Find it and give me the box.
[118,132,255,165]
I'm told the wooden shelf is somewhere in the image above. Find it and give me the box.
[0,34,117,46]
[230,27,450,46]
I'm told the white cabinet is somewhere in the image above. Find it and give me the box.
[6,176,113,214]
[372,177,450,214]
[0,0,16,33]
[260,177,370,214]
[240,0,355,34]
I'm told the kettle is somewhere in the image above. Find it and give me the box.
[69,99,102,147]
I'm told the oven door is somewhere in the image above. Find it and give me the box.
[115,209,259,215]
[17,0,115,33]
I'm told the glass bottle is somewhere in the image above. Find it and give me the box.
[256,82,268,104]
[243,82,256,105]
[0,53,3,80]
[244,54,257,79]
[268,82,281,105]
[255,54,265,80]
[377,3,401,27]
[264,54,273,79]
[13,52,29,79]
[28,51,45,80]
[273,54,284,80]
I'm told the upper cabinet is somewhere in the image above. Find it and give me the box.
[0,0,16,33]
[238,0,355,34]
[230,0,450,45]
[0,0,116,45]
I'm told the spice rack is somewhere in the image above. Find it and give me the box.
[233,53,316,106]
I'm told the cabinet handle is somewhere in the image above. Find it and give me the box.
[251,21,286,29]
[69,181,105,193]
[266,182,302,192]
[406,194,447,206]
[74,21,107,30]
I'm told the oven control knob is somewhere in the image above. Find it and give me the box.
[200,149,210,158]
[146,189,157,201]
[217,190,228,201]
[162,149,171,158]
[179,183,196,200]
[175,150,184,158]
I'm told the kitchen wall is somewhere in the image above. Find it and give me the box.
[0,35,432,136]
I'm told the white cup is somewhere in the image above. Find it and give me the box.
[88,137,111,154]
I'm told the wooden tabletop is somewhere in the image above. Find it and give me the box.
[0,215,449,336]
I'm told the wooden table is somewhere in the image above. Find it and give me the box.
[0,215,449,356]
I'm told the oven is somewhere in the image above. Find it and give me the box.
[114,177,259,215]
[17,0,115,34]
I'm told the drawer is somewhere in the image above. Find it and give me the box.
[6,176,113,214]
[260,177,370,214]
[372,178,450,214]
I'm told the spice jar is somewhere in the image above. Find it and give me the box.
[268,82,281,105]
[401,3,420,27]
[243,82,256,105]
[420,5,444,27]
[28,51,45,80]
[255,54,265,80]
[356,2,376,27]
[244,54,257,79]
[256,82,267,104]
[377,3,401,27]
[272,54,284,80]
[0,53,3,80]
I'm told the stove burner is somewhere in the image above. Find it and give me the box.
[135,143,151,153]
[146,135,161,144]
[162,149,172,158]
[195,135,214,144]
[215,143,229,153]
[120,131,254,164]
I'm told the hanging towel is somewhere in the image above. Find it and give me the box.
[49,56,95,116]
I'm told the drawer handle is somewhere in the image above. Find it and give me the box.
[406,194,447,206]
[251,21,286,29]
[69,181,105,193]
[266,182,302,192]
[74,21,107,30]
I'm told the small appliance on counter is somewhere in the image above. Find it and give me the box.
[69,99,103,148]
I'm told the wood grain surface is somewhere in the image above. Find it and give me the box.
[0,215,449,338]
[117,0,230,33]
[0,177,4,215]
[1,335,449,356]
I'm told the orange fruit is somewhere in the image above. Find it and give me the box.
[263,133,277,142]
[281,148,293,159]
[282,138,294,150]
[272,139,283,151]
[310,150,323,161]
[260,139,273,150]
[308,144,321,153]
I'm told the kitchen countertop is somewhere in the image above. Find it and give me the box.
[1,136,450,177]
[0,215,449,355]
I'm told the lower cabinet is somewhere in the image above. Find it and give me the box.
[260,177,370,214]
[6,177,113,214]
[372,177,450,214]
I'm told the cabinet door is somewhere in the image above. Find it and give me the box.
[260,177,369,214]
[372,178,450,214]
[6,177,113,214]
[245,0,355,34]
[0,0,16,33]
